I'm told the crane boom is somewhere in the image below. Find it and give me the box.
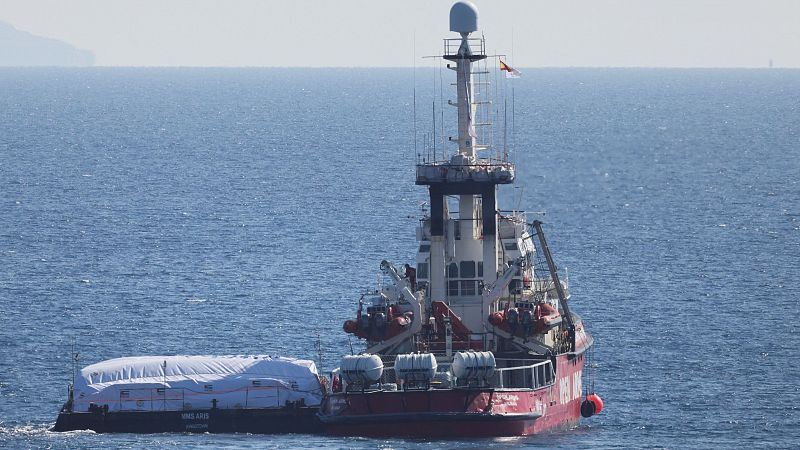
[531,220,576,351]
[482,256,524,312]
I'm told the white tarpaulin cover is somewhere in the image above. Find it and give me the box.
[73,355,322,412]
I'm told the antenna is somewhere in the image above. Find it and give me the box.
[315,331,324,374]
[432,100,436,161]
[503,92,508,160]
[413,30,418,163]
[515,186,524,213]
[69,339,78,412]
[512,77,516,162]
[511,26,516,161]
[70,339,78,389]
[162,359,167,410]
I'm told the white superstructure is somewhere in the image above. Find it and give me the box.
[342,0,572,362]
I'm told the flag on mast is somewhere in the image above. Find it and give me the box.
[500,59,521,78]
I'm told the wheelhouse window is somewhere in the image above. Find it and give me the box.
[448,280,459,296]
[417,262,429,279]
[419,244,431,253]
[504,242,518,251]
[461,280,476,296]
[460,261,476,278]
[448,263,459,278]
[478,261,483,277]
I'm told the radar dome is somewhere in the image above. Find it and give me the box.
[450,1,479,34]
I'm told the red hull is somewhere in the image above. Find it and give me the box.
[320,353,586,437]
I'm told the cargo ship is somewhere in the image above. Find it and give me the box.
[53,1,601,438]
[53,355,324,433]
[318,1,602,437]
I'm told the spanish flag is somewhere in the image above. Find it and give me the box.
[500,59,521,78]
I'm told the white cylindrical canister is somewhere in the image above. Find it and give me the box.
[394,353,438,383]
[451,351,496,381]
[339,354,384,384]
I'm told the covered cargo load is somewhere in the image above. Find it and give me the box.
[72,355,323,412]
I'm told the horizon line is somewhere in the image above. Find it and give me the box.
[2,65,798,70]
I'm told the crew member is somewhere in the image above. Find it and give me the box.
[404,263,417,290]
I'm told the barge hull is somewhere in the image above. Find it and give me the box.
[53,407,321,434]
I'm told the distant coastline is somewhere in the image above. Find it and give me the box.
[0,21,94,67]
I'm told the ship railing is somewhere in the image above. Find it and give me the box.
[419,155,511,165]
[113,387,186,412]
[360,357,554,392]
[443,37,486,58]
[416,159,514,170]
[415,161,515,184]
[497,210,528,223]
[493,359,555,390]
[101,384,320,412]
[526,277,570,300]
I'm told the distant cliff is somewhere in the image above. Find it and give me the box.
[0,21,94,66]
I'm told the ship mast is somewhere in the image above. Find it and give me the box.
[453,27,478,158]
[416,1,514,320]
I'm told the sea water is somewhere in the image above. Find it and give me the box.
[1,68,798,448]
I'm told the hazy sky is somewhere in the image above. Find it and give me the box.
[3,0,799,67]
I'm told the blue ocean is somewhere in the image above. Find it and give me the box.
[1,67,798,448]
